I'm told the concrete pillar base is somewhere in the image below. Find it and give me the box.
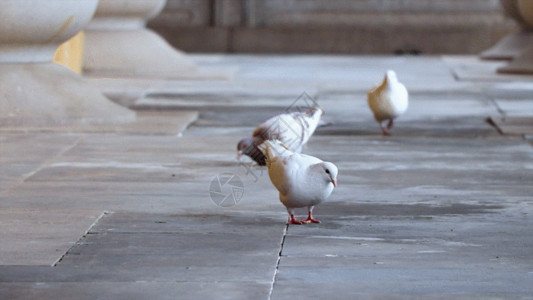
[83,28,199,78]
[0,63,136,127]
[480,31,533,60]
[498,46,533,74]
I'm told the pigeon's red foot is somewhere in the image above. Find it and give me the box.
[303,217,321,224]
[288,215,306,225]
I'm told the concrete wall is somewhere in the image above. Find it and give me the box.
[148,0,518,54]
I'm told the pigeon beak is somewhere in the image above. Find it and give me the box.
[331,179,337,187]
[237,150,243,159]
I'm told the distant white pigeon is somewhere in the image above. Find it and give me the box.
[259,140,338,224]
[367,70,409,135]
[237,107,323,166]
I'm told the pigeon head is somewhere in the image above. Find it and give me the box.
[385,70,398,82]
[237,137,267,166]
[237,137,254,157]
[319,162,338,188]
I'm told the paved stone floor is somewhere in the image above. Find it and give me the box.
[1,55,532,299]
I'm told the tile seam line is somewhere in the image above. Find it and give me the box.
[52,210,112,267]
[268,223,289,300]
[483,91,506,135]
[5,135,85,194]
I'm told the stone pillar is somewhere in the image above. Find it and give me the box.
[497,0,533,74]
[83,0,198,78]
[0,0,135,127]
[481,0,533,61]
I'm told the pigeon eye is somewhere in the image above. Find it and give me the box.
[325,169,330,174]
[242,144,247,149]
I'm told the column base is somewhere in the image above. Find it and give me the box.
[480,31,533,60]
[498,46,533,74]
[0,63,136,127]
[83,28,199,78]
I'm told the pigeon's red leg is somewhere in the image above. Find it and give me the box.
[303,206,321,224]
[380,122,391,136]
[387,119,394,130]
[288,214,306,225]
[286,208,305,225]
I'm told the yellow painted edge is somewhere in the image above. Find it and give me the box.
[53,31,84,74]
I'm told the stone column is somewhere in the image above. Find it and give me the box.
[497,0,533,74]
[83,0,198,78]
[0,0,135,127]
[481,0,533,62]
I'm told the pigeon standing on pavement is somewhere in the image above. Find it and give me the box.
[237,107,323,166]
[259,140,338,225]
[367,70,409,135]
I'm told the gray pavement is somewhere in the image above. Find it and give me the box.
[1,55,532,299]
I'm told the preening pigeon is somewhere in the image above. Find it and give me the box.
[259,140,338,225]
[367,70,409,135]
[237,107,323,165]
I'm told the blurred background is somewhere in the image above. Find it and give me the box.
[148,0,517,54]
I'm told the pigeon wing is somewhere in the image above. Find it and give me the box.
[258,140,294,196]
[290,108,323,152]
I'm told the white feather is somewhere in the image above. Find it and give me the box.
[259,140,337,210]
[254,108,323,153]
[367,70,408,122]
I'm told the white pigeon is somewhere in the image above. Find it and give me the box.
[367,70,409,135]
[259,140,338,225]
[237,107,323,166]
